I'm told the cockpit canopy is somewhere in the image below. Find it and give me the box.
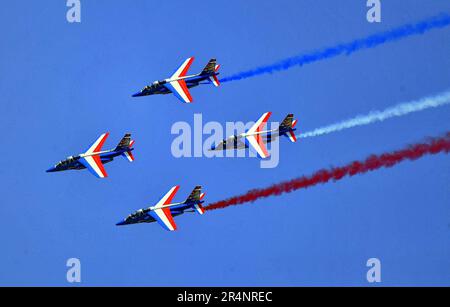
[127,209,145,220]
[55,156,76,167]
[141,81,162,92]
[136,209,144,215]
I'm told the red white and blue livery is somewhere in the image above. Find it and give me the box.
[116,186,206,231]
[46,133,135,178]
[132,57,220,103]
[210,113,298,159]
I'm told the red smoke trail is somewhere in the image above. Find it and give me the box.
[205,133,450,211]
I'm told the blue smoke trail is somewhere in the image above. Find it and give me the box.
[220,13,450,83]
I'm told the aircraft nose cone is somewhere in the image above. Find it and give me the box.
[46,167,56,173]
[116,220,126,226]
[132,91,142,97]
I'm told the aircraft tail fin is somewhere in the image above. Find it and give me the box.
[201,59,220,87]
[279,114,294,130]
[185,186,205,215]
[115,133,132,150]
[115,134,135,162]
[279,114,298,143]
[201,59,217,75]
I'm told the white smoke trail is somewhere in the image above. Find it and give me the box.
[299,91,450,138]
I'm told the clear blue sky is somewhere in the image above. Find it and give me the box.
[0,1,449,286]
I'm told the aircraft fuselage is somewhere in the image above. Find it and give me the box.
[116,201,204,226]
[211,128,297,151]
[132,72,219,97]
[46,148,133,173]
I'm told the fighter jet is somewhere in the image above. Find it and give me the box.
[116,186,206,231]
[132,57,220,103]
[210,113,298,159]
[46,133,135,178]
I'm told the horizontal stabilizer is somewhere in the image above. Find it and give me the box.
[193,203,205,215]
[285,130,297,143]
[122,151,135,162]
[209,75,220,87]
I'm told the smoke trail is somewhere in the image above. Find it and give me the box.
[299,91,450,138]
[220,13,450,83]
[205,133,450,211]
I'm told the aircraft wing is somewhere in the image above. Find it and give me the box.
[80,132,109,178]
[149,207,177,231]
[80,155,108,178]
[165,57,195,103]
[164,80,193,103]
[170,57,194,80]
[245,135,270,159]
[85,132,109,154]
[150,186,180,231]
[245,112,271,159]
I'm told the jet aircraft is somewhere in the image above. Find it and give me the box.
[132,57,220,103]
[46,133,134,178]
[116,186,206,231]
[210,113,298,159]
